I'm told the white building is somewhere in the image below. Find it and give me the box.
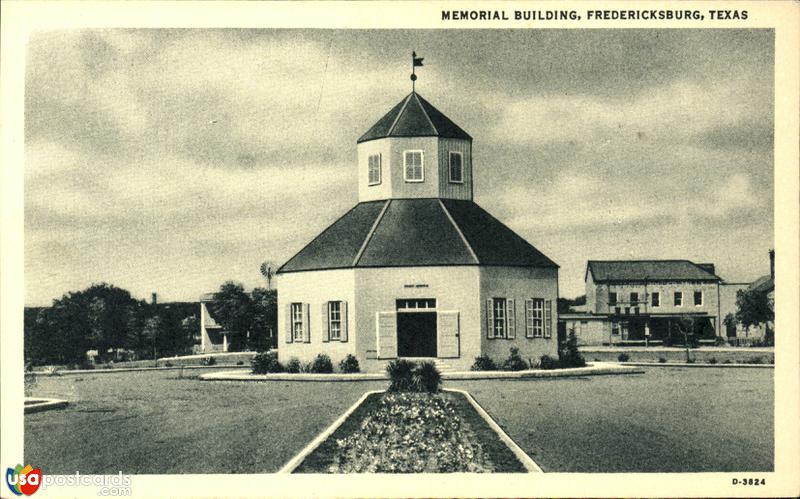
[276,91,559,372]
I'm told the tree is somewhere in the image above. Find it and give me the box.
[723,313,737,339]
[735,288,774,345]
[210,281,253,351]
[251,287,277,351]
[673,315,699,362]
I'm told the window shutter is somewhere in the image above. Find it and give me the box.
[340,301,348,342]
[303,303,311,343]
[437,311,460,358]
[321,302,330,343]
[507,299,516,339]
[545,299,552,338]
[284,304,292,343]
[525,299,534,338]
[377,311,397,359]
[486,299,494,339]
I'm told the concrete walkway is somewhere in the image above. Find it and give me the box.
[198,362,642,382]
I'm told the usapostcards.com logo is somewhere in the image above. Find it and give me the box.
[6,464,42,496]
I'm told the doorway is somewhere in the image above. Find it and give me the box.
[396,299,437,358]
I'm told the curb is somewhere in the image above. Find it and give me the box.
[278,390,383,474]
[24,398,69,414]
[199,362,643,382]
[620,361,774,368]
[445,388,542,473]
[31,365,251,376]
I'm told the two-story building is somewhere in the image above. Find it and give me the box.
[561,260,722,346]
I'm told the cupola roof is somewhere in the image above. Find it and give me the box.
[357,92,472,143]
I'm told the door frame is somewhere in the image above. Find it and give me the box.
[396,298,438,358]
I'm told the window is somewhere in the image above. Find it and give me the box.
[449,151,463,183]
[404,150,424,182]
[630,292,638,304]
[580,321,588,335]
[624,307,630,315]
[694,291,703,306]
[328,301,342,340]
[614,306,621,315]
[674,291,683,307]
[651,292,660,307]
[492,298,507,338]
[608,292,617,306]
[526,298,544,338]
[397,298,436,310]
[368,154,381,185]
[634,307,640,315]
[291,303,304,341]
[611,321,620,335]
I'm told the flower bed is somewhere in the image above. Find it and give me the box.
[294,391,526,473]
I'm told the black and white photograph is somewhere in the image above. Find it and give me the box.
[1,1,798,498]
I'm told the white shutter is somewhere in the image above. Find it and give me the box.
[545,299,552,338]
[303,303,311,343]
[486,299,494,339]
[507,299,516,339]
[437,311,460,358]
[284,304,292,343]
[321,302,330,342]
[525,299,534,338]
[340,301,348,342]
[376,312,397,359]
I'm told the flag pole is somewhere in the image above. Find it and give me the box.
[411,51,416,92]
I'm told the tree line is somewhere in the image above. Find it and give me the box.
[24,281,277,367]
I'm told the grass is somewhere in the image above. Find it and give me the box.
[295,391,525,473]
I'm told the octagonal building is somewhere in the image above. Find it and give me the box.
[276,91,559,372]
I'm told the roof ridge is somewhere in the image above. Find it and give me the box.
[386,94,414,137]
[352,199,391,266]
[413,92,439,135]
[438,199,478,264]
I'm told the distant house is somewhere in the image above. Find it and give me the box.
[197,293,229,353]
[275,91,559,372]
[724,250,774,345]
[561,260,723,346]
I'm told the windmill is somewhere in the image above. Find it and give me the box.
[260,261,276,291]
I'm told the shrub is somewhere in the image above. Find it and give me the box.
[164,361,174,367]
[617,353,630,362]
[200,356,216,366]
[471,355,498,371]
[559,332,586,367]
[745,356,764,365]
[252,351,283,374]
[286,357,302,373]
[538,355,559,370]
[386,359,417,392]
[339,354,360,373]
[309,354,334,373]
[708,357,718,364]
[236,361,244,366]
[658,357,667,363]
[412,361,442,393]
[723,359,733,364]
[502,347,528,371]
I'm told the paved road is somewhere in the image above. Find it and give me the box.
[25,366,772,473]
[449,367,773,472]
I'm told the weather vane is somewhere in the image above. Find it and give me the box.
[411,51,424,91]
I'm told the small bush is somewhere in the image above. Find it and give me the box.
[538,355,559,370]
[309,353,334,373]
[200,356,216,366]
[658,357,667,363]
[708,357,718,364]
[252,351,283,374]
[387,359,417,392]
[559,331,586,367]
[164,361,174,367]
[339,354,360,373]
[412,361,442,393]
[745,356,764,365]
[502,347,528,371]
[286,357,302,373]
[714,336,727,346]
[236,361,244,366]
[617,353,630,362]
[723,359,733,364]
[471,355,498,371]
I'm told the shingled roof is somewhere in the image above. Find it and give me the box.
[277,199,557,274]
[357,92,472,143]
[586,260,721,283]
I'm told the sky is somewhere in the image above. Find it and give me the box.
[24,29,774,305]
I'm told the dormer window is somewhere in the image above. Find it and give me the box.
[404,150,424,182]
[368,154,381,185]
[449,151,463,183]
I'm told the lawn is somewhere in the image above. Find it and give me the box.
[25,366,773,474]
[24,369,385,474]
[454,366,773,472]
